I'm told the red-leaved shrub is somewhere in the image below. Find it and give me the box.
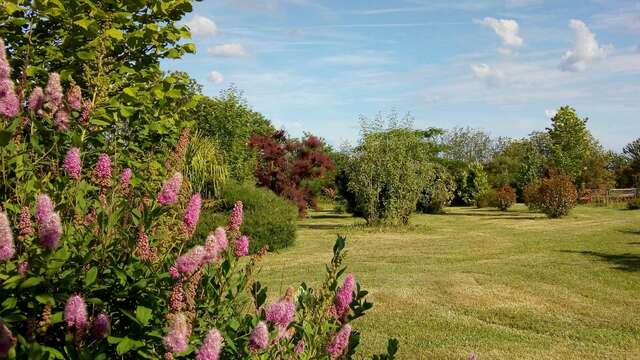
[249,131,334,216]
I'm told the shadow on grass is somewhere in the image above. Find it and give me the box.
[446,211,539,220]
[310,213,350,220]
[618,229,640,236]
[298,224,349,230]
[562,250,640,272]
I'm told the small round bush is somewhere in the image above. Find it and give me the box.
[491,185,517,211]
[195,182,298,252]
[628,198,640,210]
[537,174,578,218]
[523,180,542,211]
[417,166,455,214]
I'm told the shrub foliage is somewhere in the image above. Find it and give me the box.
[195,182,298,253]
[249,131,334,217]
[490,185,517,211]
[525,173,577,218]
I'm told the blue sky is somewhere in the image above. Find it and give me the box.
[162,0,640,150]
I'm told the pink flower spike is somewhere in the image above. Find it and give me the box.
[119,168,133,189]
[0,80,19,118]
[248,321,269,353]
[65,295,88,332]
[335,273,355,317]
[0,321,16,358]
[66,85,82,110]
[18,206,33,237]
[175,246,205,274]
[54,107,70,132]
[327,324,351,359]
[94,154,112,179]
[229,201,243,232]
[157,172,183,205]
[0,38,10,80]
[63,147,82,180]
[0,212,15,261]
[35,194,54,224]
[38,212,62,249]
[294,340,305,354]
[182,193,202,236]
[265,299,296,328]
[196,329,223,360]
[28,87,44,111]
[44,72,63,109]
[164,313,189,354]
[234,235,249,257]
[92,313,110,338]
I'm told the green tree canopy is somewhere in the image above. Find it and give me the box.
[191,87,274,182]
[0,0,198,173]
[547,106,593,180]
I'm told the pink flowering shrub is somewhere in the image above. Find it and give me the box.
[0,38,397,359]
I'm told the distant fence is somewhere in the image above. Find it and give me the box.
[579,188,639,205]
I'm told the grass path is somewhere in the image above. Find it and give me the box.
[256,205,640,359]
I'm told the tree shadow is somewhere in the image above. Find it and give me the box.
[561,250,640,272]
[298,224,348,230]
[310,214,350,220]
[618,229,640,236]
[486,216,540,220]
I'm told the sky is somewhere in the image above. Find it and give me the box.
[162,0,640,150]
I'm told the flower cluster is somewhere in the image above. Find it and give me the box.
[157,172,183,205]
[229,201,243,232]
[182,193,202,236]
[0,39,19,118]
[64,147,82,180]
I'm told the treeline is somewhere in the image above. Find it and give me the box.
[330,107,639,224]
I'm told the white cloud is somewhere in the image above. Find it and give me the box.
[477,17,523,54]
[560,19,612,72]
[207,71,224,84]
[471,63,506,87]
[207,43,249,58]
[545,109,557,118]
[184,15,217,37]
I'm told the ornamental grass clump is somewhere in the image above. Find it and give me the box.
[0,37,395,359]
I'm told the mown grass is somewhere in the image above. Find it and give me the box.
[256,204,640,359]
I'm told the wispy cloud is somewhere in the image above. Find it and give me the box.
[207,43,250,58]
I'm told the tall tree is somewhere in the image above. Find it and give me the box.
[0,0,198,170]
[440,127,496,164]
[192,87,274,182]
[547,106,593,181]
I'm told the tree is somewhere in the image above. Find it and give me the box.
[192,87,274,182]
[440,127,496,164]
[249,130,334,216]
[344,113,436,225]
[623,138,640,174]
[547,106,592,181]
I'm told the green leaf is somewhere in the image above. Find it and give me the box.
[19,276,43,289]
[116,337,144,355]
[0,130,13,146]
[135,306,152,326]
[35,294,56,306]
[105,28,124,40]
[1,297,17,310]
[77,51,95,60]
[184,43,196,53]
[85,267,98,286]
[74,18,96,30]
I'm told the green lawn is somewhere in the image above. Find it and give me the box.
[256,204,640,359]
